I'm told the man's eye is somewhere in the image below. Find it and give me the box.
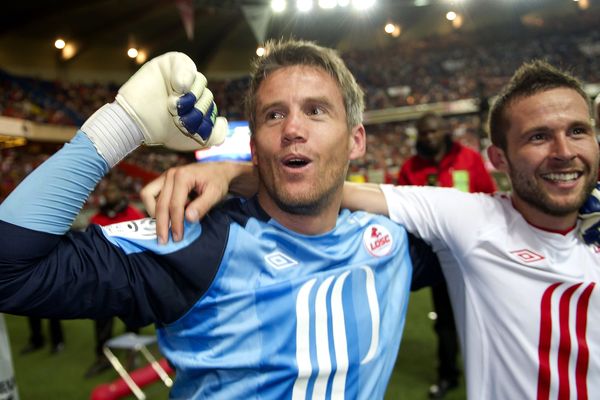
[268,111,285,120]
[572,126,589,136]
[529,133,546,142]
[308,106,324,116]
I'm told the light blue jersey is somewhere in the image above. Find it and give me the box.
[154,202,413,399]
[0,132,416,399]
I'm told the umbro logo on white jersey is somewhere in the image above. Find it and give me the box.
[510,249,545,263]
[265,251,298,270]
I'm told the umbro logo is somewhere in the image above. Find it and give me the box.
[510,249,545,263]
[265,251,298,270]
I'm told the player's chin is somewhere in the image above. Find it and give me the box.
[545,193,587,216]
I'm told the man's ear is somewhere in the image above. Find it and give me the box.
[488,145,508,173]
[250,137,258,166]
[349,124,366,160]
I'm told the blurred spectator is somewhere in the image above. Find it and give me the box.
[397,112,496,399]
[20,317,64,355]
[84,179,146,378]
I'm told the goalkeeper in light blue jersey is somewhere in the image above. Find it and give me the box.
[0,40,440,399]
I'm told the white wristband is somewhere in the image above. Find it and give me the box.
[81,102,145,167]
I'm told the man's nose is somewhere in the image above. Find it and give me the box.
[281,111,307,144]
[551,134,576,161]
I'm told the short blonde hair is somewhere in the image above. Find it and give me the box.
[244,39,365,134]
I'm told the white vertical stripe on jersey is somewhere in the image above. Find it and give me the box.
[313,276,336,399]
[292,279,317,400]
[567,283,584,400]
[360,266,380,365]
[292,267,382,399]
[331,271,352,398]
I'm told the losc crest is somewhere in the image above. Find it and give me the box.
[363,224,393,257]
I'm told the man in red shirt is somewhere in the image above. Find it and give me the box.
[89,181,146,226]
[398,112,496,398]
[399,114,496,193]
[85,180,146,377]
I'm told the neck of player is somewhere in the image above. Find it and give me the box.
[257,190,344,235]
[511,195,578,233]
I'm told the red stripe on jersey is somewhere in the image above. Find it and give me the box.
[537,282,562,400]
[575,283,595,400]
[558,283,582,400]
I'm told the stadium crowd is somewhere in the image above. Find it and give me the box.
[1,23,599,203]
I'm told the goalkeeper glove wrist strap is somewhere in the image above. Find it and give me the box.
[81,102,144,167]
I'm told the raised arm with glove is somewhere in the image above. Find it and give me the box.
[0,52,226,324]
[0,52,225,233]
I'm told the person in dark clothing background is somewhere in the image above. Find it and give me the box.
[21,317,64,355]
[398,112,496,398]
[84,179,145,378]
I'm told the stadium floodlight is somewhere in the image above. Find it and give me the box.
[62,43,77,60]
[352,0,376,10]
[54,38,66,49]
[384,23,401,37]
[338,0,350,6]
[577,0,589,9]
[256,46,266,57]
[319,0,337,9]
[446,11,457,21]
[135,50,148,65]
[414,0,430,5]
[127,48,138,58]
[297,0,313,12]
[271,0,286,13]
[452,13,463,28]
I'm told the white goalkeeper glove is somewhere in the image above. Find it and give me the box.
[578,183,600,245]
[83,52,227,166]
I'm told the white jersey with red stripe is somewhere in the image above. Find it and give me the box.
[381,184,600,400]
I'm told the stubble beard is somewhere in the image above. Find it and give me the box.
[257,163,348,216]
[508,161,598,217]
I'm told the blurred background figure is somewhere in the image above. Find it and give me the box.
[398,112,496,399]
[20,317,64,355]
[84,178,146,378]
[0,314,19,399]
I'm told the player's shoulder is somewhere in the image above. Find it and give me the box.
[338,209,409,256]
[208,196,270,227]
[342,209,407,236]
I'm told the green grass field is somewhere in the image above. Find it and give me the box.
[5,289,466,399]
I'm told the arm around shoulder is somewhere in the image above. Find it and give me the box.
[342,182,390,216]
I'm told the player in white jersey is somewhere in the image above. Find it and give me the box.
[354,60,600,399]
[378,186,600,399]
[142,60,600,399]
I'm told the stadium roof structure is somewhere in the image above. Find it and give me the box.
[1,0,598,78]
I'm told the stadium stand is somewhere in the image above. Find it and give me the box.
[2,24,599,203]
